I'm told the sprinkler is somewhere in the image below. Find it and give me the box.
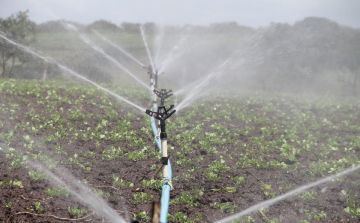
[145,65,158,90]
[145,65,162,151]
[153,89,173,106]
[153,89,173,152]
[145,105,176,223]
[146,105,176,146]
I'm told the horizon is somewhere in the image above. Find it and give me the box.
[0,0,359,29]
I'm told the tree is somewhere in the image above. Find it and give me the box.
[121,22,141,34]
[86,20,121,32]
[0,10,36,78]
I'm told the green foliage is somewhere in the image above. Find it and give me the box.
[4,199,12,209]
[125,149,147,161]
[180,192,199,207]
[113,174,125,188]
[12,179,22,187]
[2,178,22,188]
[303,209,326,221]
[214,202,239,213]
[93,189,110,199]
[208,159,230,173]
[133,192,153,204]
[344,198,360,219]
[102,146,123,160]
[134,211,151,222]
[230,216,254,223]
[29,169,48,181]
[44,186,70,197]
[297,190,318,201]
[68,206,87,218]
[232,176,246,185]
[141,179,164,191]
[167,212,202,223]
[205,171,222,181]
[1,79,360,223]
[34,202,43,212]
[0,10,36,78]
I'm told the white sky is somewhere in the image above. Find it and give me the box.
[0,0,359,28]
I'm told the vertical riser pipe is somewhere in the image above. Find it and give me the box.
[161,139,168,179]
[150,94,161,151]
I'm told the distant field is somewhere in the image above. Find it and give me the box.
[1,79,360,222]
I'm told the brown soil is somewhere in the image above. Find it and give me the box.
[0,82,360,223]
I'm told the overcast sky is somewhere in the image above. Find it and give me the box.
[0,0,359,28]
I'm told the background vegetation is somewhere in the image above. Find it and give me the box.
[0,11,359,96]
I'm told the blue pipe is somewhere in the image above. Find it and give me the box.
[160,160,172,222]
[160,184,171,223]
[151,116,161,151]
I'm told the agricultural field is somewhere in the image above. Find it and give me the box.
[1,79,360,222]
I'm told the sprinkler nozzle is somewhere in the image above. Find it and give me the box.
[145,109,153,116]
[153,89,173,106]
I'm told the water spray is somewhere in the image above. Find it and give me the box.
[215,164,360,223]
[145,105,176,223]
[92,29,145,67]
[0,32,146,113]
[140,26,155,70]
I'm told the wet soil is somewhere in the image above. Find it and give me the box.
[0,83,360,223]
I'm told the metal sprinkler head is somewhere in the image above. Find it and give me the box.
[153,89,173,106]
[145,105,176,140]
[145,65,159,88]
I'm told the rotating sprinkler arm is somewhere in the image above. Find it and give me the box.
[146,105,175,132]
[146,105,176,142]
[153,89,173,106]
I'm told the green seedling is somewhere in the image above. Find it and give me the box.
[232,176,246,185]
[34,202,43,212]
[141,179,164,191]
[44,186,70,197]
[133,192,153,204]
[298,190,318,201]
[205,172,222,181]
[180,192,199,207]
[68,206,87,218]
[214,202,239,213]
[29,169,48,181]
[134,211,151,222]
[344,198,360,219]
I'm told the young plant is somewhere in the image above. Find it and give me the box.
[68,206,87,218]
[34,202,43,212]
[29,169,48,181]
[134,211,151,222]
[344,198,360,219]
[180,192,199,207]
[133,192,153,204]
[44,186,70,197]
[214,202,239,213]
[205,172,222,181]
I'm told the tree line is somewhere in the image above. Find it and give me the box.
[0,11,359,95]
